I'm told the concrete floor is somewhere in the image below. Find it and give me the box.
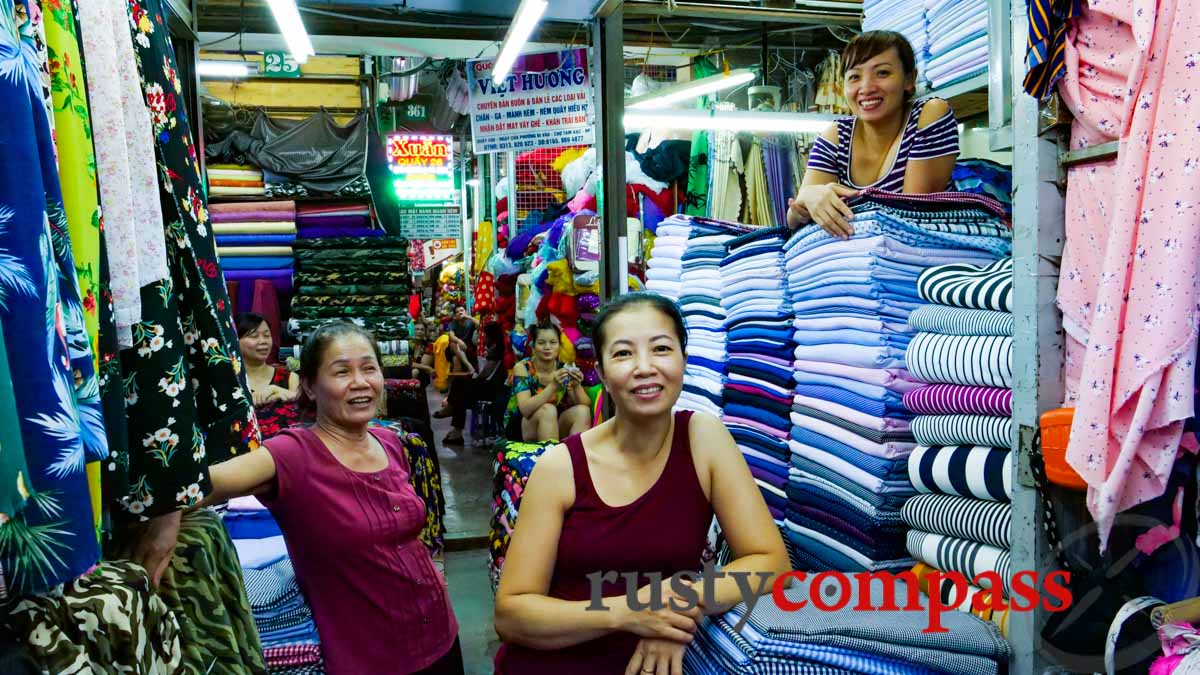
[428,387,502,674]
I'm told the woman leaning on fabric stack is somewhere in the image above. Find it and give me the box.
[787,30,960,235]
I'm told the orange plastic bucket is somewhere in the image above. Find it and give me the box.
[1039,408,1088,491]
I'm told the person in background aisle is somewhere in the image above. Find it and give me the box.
[471,321,511,446]
[195,322,464,675]
[409,320,437,388]
[787,30,960,238]
[494,293,790,675]
[451,304,478,347]
[439,327,478,446]
[504,322,592,443]
[237,312,299,405]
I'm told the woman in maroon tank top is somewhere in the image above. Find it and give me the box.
[494,293,790,675]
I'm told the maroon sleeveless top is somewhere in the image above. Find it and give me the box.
[495,410,714,674]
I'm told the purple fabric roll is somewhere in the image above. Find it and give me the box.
[294,214,371,229]
[210,210,295,223]
[222,269,294,311]
[903,383,1013,416]
[297,226,383,239]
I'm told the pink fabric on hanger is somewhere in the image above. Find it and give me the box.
[251,279,281,363]
[1056,0,1200,551]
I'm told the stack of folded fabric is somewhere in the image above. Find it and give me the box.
[489,441,554,591]
[901,256,1015,636]
[719,227,794,529]
[224,497,324,673]
[644,216,689,300]
[685,574,1011,674]
[780,189,1009,575]
[864,0,930,88]
[295,201,380,239]
[209,163,266,196]
[288,236,412,342]
[675,216,752,417]
[925,0,989,88]
[212,200,296,321]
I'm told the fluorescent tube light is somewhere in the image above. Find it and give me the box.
[492,0,548,84]
[626,69,757,110]
[197,60,256,79]
[624,109,837,134]
[264,0,314,64]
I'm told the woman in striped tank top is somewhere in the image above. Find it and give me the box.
[786,31,961,238]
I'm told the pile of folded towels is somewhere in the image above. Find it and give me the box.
[208,163,266,197]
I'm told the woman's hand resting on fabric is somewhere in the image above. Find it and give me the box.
[617,579,702,643]
[128,509,181,588]
[787,184,859,239]
[625,638,687,675]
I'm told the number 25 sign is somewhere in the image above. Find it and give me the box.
[263,51,301,78]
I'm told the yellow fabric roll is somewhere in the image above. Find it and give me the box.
[208,169,262,180]
[208,163,259,171]
[210,186,267,196]
[212,222,297,234]
[474,221,495,276]
[552,147,588,173]
[558,331,575,363]
[216,246,293,257]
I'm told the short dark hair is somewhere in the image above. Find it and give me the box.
[483,321,504,349]
[298,321,383,388]
[592,292,686,367]
[235,312,268,338]
[527,322,561,346]
[842,30,917,99]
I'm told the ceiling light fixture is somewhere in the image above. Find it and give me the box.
[197,60,257,79]
[626,68,757,110]
[624,109,837,134]
[492,0,549,84]
[264,0,315,64]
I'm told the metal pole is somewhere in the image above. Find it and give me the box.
[506,150,518,235]
[591,8,627,301]
[488,153,498,227]
[461,146,472,313]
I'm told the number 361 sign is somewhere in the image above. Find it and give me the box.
[263,51,301,78]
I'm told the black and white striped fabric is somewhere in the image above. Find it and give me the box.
[917,258,1013,312]
[907,530,1013,596]
[907,305,1013,337]
[912,414,1014,450]
[909,445,1012,502]
[907,333,1013,388]
[901,493,1011,548]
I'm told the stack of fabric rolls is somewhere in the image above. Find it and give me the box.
[489,441,554,591]
[863,0,930,88]
[209,163,267,197]
[673,216,752,417]
[924,0,989,88]
[719,227,795,530]
[901,256,1015,636]
[212,200,296,335]
[295,201,380,239]
[780,189,1009,575]
[288,236,412,343]
[224,497,324,673]
[684,574,1011,674]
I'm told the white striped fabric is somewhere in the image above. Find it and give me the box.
[908,305,1013,336]
[908,444,1012,502]
[907,333,1013,388]
[912,414,1013,450]
[917,258,1013,312]
[907,530,1013,596]
[901,493,1012,548]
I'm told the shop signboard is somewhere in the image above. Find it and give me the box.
[400,206,461,240]
[263,51,301,78]
[386,132,463,239]
[466,48,594,154]
[422,238,461,268]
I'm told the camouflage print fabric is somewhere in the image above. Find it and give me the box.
[291,236,409,250]
[293,271,410,286]
[287,318,410,341]
[294,284,411,296]
[290,305,410,319]
[293,294,408,308]
[7,560,183,673]
[294,248,408,263]
[155,509,266,675]
[294,259,408,273]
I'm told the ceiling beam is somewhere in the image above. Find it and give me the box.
[612,1,860,25]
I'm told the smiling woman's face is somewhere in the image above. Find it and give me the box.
[598,305,685,418]
[305,334,384,428]
[844,47,913,122]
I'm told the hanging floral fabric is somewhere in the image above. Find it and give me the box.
[96,227,130,507]
[0,0,107,595]
[12,0,51,122]
[119,0,260,519]
[0,324,31,522]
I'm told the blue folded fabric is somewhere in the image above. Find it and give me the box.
[224,511,283,539]
[789,457,912,511]
[683,384,723,406]
[727,326,795,343]
[759,486,788,510]
[729,426,791,456]
[791,296,921,321]
[215,233,297,246]
[726,340,795,360]
[791,327,913,349]
[793,383,912,418]
[788,279,923,302]
[724,402,790,430]
[687,355,726,373]
[220,256,294,270]
[792,343,907,370]
[792,369,909,403]
[727,356,793,382]
[790,428,908,479]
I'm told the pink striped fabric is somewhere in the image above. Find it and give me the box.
[903,383,1012,417]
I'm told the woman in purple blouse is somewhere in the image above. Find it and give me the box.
[202,321,462,674]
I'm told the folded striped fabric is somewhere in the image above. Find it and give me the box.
[211,186,267,196]
[218,246,293,257]
[212,222,297,234]
[907,333,1013,388]
[912,414,1013,450]
[210,178,265,188]
[903,384,1012,416]
[906,530,1012,596]
[209,169,263,180]
[916,258,1013,312]
[908,445,1012,502]
[907,305,1013,336]
[900,493,1011,548]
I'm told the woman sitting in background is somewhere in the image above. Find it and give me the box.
[494,293,789,674]
[504,322,591,443]
[237,312,299,405]
[409,320,436,388]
